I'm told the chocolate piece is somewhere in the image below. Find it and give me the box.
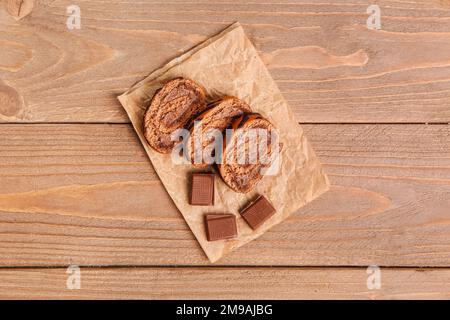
[190,173,215,206]
[205,214,237,241]
[239,195,276,230]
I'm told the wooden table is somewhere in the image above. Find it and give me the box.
[1,0,450,299]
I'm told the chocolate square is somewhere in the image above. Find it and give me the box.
[239,195,276,230]
[190,173,215,206]
[205,214,237,241]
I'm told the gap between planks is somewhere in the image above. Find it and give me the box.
[0,122,449,125]
[0,265,449,270]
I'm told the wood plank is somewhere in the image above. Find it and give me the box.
[1,267,450,299]
[0,123,449,266]
[1,0,450,123]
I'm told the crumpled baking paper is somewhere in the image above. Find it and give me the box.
[118,22,330,262]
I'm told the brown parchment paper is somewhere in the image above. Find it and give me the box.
[118,22,330,263]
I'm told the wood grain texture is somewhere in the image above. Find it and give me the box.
[1,0,450,123]
[2,0,34,20]
[1,267,449,299]
[0,123,449,266]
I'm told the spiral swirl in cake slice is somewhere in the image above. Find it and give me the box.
[218,113,282,193]
[144,78,207,153]
[187,96,252,168]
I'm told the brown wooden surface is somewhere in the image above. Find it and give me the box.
[0,124,449,267]
[1,0,450,299]
[1,267,450,299]
[1,0,450,123]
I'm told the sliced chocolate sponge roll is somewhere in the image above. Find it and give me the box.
[218,113,282,193]
[144,78,207,153]
[187,96,252,168]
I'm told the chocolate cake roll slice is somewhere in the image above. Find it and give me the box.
[144,78,207,154]
[218,113,282,193]
[187,97,252,168]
